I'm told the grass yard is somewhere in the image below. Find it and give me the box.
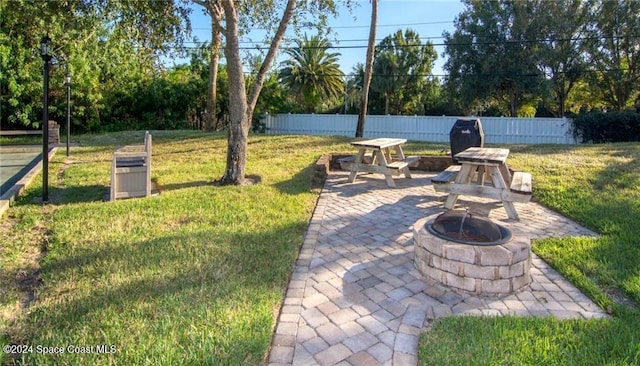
[0,136,44,146]
[0,131,359,365]
[419,143,640,365]
[0,131,638,365]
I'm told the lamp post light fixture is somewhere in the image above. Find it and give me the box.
[65,72,71,157]
[40,35,52,202]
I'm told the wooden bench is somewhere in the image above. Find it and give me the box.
[510,171,532,195]
[339,155,418,171]
[433,167,532,203]
[110,131,152,201]
[338,155,358,164]
[340,155,419,188]
[386,156,419,171]
[0,130,43,136]
[338,153,375,164]
[431,165,461,184]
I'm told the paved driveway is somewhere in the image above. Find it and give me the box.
[0,145,42,196]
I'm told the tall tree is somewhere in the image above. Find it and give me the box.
[585,0,640,111]
[355,0,377,138]
[210,1,348,185]
[279,34,344,113]
[531,0,589,117]
[370,29,437,115]
[443,0,543,117]
[192,1,222,131]
[217,0,294,185]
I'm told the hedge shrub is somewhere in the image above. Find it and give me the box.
[571,111,640,143]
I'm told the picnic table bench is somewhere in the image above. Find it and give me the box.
[0,130,43,136]
[340,138,419,188]
[431,147,532,220]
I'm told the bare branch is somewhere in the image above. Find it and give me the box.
[193,0,225,32]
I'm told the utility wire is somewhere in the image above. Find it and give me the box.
[189,20,454,32]
[181,35,447,45]
[223,66,638,79]
[179,34,640,50]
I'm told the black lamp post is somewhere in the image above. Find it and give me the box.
[65,72,71,157]
[41,35,52,202]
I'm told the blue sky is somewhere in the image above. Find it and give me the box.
[182,0,466,76]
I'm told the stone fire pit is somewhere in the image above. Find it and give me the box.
[413,212,532,296]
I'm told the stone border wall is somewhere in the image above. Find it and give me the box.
[312,154,454,188]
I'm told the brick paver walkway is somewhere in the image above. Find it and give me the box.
[267,172,608,366]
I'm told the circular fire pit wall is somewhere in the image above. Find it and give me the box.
[413,212,531,296]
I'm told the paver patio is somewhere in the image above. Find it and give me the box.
[267,171,608,366]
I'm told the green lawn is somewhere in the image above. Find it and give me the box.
[0,136,44,146]
[420,143,640,365]
[0,131,358,365]
[1,131,638,365]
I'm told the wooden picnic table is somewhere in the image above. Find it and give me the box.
[431,147,532,220]
[340,138,419,188]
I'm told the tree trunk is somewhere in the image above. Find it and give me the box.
[246,1,297,113]
[557,88,565,117]
[193,1,223,131]
[510,89,518,117]
[355,0,377,138]
[219,0,296,185]
[384,91,389,115]
[206,20,221,131]
[220,1,249,185]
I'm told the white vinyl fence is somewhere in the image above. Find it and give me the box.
[263,114,577,144]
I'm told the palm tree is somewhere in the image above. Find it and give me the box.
[356,0,378,137]
[279,34,344,113]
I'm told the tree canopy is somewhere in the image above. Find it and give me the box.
[585,0,640,111]
[0,0,192,130]
[2,0,639,136]
[443,0,543,117]
[443,0,640,116]
[370,29,437,115]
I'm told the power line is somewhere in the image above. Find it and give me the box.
[332,20,454,29]
[178,34,640,50]
[189,20,454,32]
[231,68,637,80]
[182,35,447,45]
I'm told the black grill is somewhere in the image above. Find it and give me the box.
[449,118,485,163]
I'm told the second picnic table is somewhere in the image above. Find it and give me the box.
[431,147,532,220]
[340,138,419,188]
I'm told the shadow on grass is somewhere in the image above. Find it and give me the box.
[255,134,351,152]
[25,223,302,364]
[591,154,640,192]
[10,185,107,206]
[156,180,212,193]
[273,164,315,195]
[516,142,640,297]
[532,151,640,307]
[51,185,108,204]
